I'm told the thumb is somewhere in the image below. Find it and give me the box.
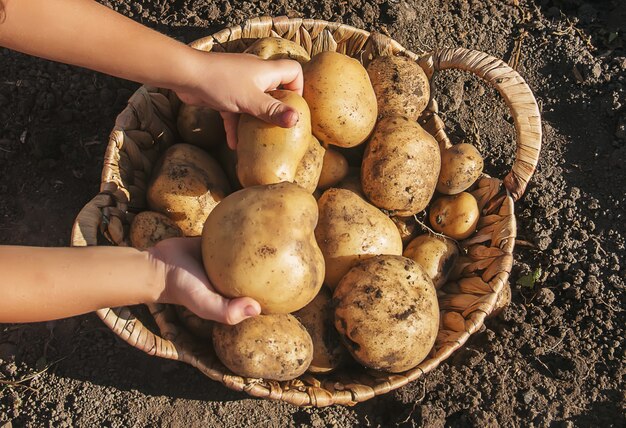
[249,93,300,128]
[185,291,261,325]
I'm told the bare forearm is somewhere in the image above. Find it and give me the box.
[0,246,165,323]
[0,0,197,91]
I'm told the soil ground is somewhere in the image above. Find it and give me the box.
[1,0,625,426]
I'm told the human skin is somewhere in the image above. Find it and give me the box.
[0,0,304,324]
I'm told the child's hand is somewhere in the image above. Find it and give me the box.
[175,52,304,149]
[148,237,261,325]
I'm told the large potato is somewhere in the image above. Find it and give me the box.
[366,55,430,120]
[334,255,439,373]
[293,135,325,193]
[177,104,225,150]
[362,117,441,216]
[202,182,325,314]
[315,188,403,289]
[147,144,231,236]
[294,287,347,373]
[429,192,479,240]
[437,143,484,194]
[129,211,183,250]
[237,90,311,187]
[303,52,377,148]
[212,314,313,381]
[244,37,311,63]
[404,234,459,288]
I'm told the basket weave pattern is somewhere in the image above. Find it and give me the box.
[71,16,541,407]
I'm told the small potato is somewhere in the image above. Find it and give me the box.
[429,192,479,240]
[390,215,420,245]
[367,55,430,120]
[294,136,325,193]
[177,104,226,150]
[147,144,231,236]
[129,211,183,250]
[202,182,325,314]
[362,117,441,215]
[315,188,403,289]
[437,143,484,194]
[244,37,311,63]
[304,52,377,148]
[317,149,349,189]
[175,305,213,338]
[404,234,459,288]
[212,314,313,381]
[294,287,347,373]
[334,255,439,373]
[237,90,312,187]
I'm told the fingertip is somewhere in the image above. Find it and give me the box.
[226,297,261,324]
[278,107,299,128]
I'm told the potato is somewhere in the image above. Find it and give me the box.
[334,255,439,373]
[361,117,441,215]
[429,192,479,240]
[237,90,311,187]
[335,173,364,198]
[244,37,311,64]
[303,51,377,148]
[212,314,313,381]
[147,144,231,236]
[129,211,183,250]
[177,104,226,150]
[175,305,213,338]
[404,234,459,288]
[202,182,325,314]
[317,149,349,189]
[315,188,403,289]
[390,215,420,245]
[293,135,325,193]
[294,287,347,373]
[437,143,484,194]
[366,55,430,120]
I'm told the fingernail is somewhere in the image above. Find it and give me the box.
[280,109,299,127]
[244,305,260,317]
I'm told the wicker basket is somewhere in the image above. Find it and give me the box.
[71,16,541,407]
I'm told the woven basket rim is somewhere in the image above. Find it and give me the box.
[70,15,541,407]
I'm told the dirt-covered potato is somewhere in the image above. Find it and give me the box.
[429,192,479,240]
[303,52,377,148]
[362,117,441,215]
[202,182,325,314]
[129,211,183,250]
[212,314,313,381]
[177,104,226,150]
[237,90,311,187]
[244,37,311,63]
[317,148,349,189]
[437,143,484,194]
[404,234,459,288]
[315,188,403,289]
[366,55,430,120]
[334,255,439,373]
[294,136,325,193]
[294,287,347,373]
[147,144,231,236]
[175,305,213,338]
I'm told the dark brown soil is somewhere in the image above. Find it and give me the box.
[1,0,625,426]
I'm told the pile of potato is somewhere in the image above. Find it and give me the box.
[130,37,486,380]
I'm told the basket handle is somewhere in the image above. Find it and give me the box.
[71,193,181,359]
[430,47,541,200]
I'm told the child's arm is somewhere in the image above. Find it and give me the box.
[0,0,303,147]
[0,238,260,324]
